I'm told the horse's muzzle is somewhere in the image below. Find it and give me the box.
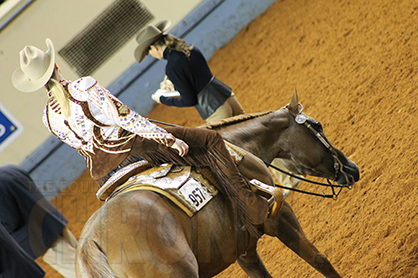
[336,160,360,186]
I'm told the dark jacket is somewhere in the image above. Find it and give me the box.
[160,47,231,119]
[0,165,68,259]
[0,224,45,278]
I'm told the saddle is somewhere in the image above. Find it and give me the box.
[98,163,219,217]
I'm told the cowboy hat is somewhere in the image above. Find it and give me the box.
[12,38,56,93]
[134,20,171,63]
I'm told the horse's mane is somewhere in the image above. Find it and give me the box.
[200,111,274,130]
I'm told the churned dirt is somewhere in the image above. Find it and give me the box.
[39,0,418,277]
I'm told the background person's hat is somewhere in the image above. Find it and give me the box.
[12,38,56,93]
[134,20,171,63]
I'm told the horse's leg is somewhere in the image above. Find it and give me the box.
[237,239,272,278]
[232,146,279,277]
[264,201,342,278]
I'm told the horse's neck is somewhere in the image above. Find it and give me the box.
[217,110,288,161]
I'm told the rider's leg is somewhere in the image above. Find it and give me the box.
[225,142,283,217]
[163,127,270,226]
[224,142,274,186]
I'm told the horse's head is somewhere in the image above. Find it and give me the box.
[277,90,359,186]
[204,91,359,186]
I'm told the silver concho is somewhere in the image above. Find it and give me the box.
[295,114,307,124]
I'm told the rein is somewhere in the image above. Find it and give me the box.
[150,119,179,127]
[264,160,344,200]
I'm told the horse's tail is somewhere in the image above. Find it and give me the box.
[76,238,117,278]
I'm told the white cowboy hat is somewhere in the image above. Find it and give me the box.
[134,20,171,63]
[12,38,56,93]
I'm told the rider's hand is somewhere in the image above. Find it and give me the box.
[171,138,189,157]
[160,76,175,91]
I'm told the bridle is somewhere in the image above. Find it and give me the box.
[270,104,352,199]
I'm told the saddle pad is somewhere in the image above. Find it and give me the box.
[108,166,218,217]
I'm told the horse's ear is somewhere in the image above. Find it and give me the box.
[288,88,299,113]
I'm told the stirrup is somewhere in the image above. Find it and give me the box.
[249,179,283,217]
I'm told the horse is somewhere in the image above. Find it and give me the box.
[75,92,359,278]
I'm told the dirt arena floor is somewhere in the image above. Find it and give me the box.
[38,0,418,277]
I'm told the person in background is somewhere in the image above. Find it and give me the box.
[0,164,77,278]
[0,224,45,278]
[135,20,303,194]
[134,20,245,123]
[12,38,282,238]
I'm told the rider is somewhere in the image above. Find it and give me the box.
[12,38,281,236]
[134,20,245,123]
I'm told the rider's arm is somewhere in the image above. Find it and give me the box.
[76,77,176,147]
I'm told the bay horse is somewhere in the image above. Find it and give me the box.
[76,92,359,278]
